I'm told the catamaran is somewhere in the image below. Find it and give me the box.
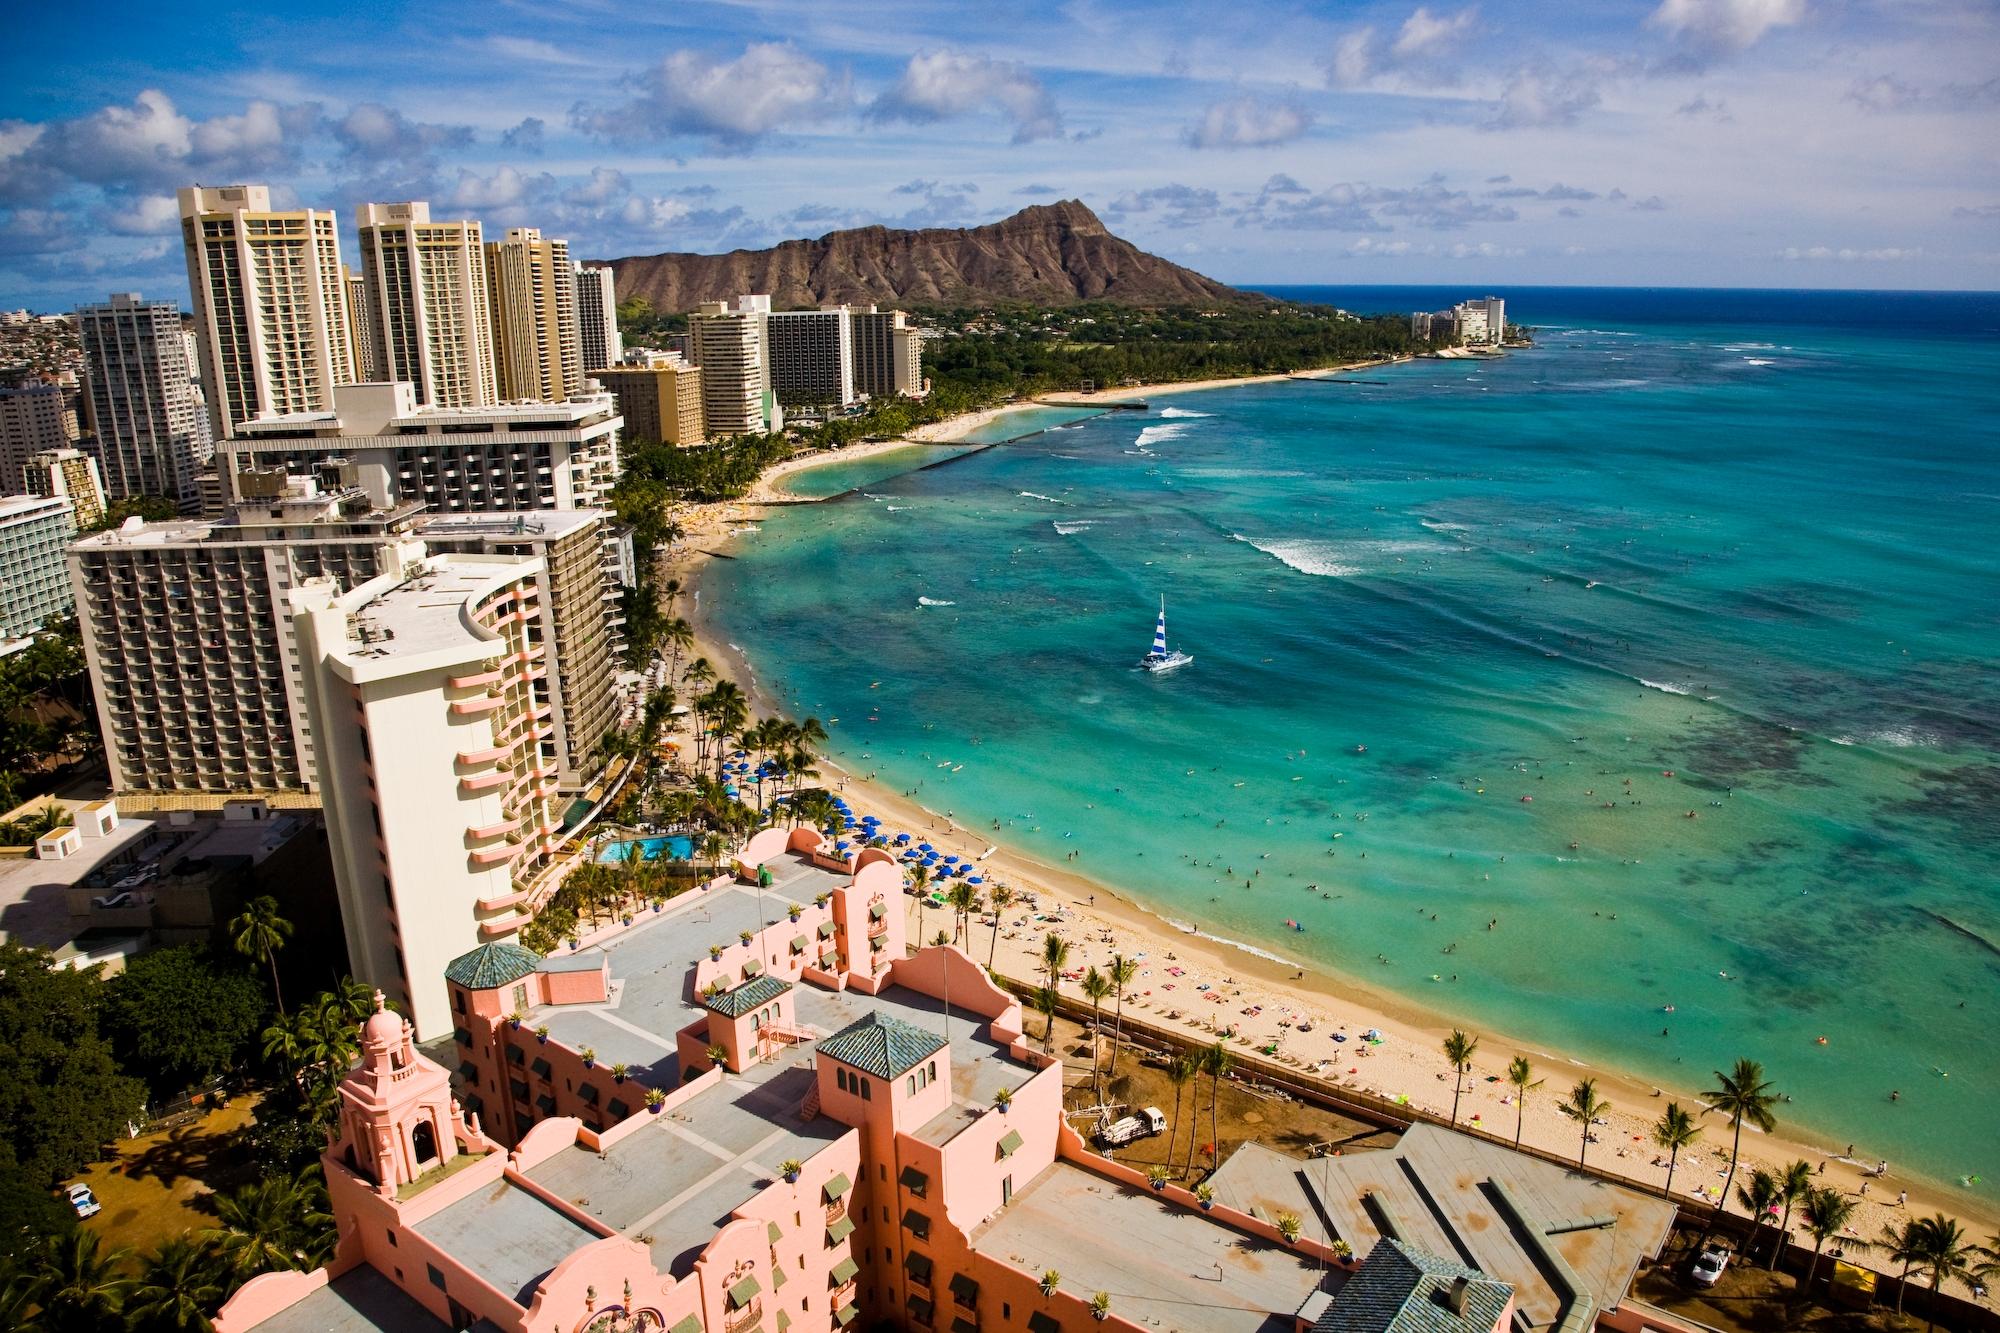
[1139,597,1193,673]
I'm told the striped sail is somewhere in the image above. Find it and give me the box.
[1152,601,1169,655]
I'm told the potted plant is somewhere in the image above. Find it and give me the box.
[611,1063,630,1084]
[535,1025,550,1044]
[507,1010,525,1030]
[1331,1239,1353,1262]
[568,937,580,950]
[738,929,755,945]
[709,944,724,961]
[645,1088,666,1114]
[706,1043,728,1069]
[780,1158,803,1184]
[1039,1271,1060,1297]
[580,1047,597,1069]
[788,904,802,922]
[1146,1164,1169,1191]
[994,1086,1013,1113]
[815,891,831,907]
[1195,1182,1215,1210]
[622,913,633,926]
[1277,1211,1302,1244]
[1090,1292,1111,1322]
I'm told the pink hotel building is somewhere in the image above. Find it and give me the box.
[217,827,1685,1333]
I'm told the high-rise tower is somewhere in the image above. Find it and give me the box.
[356,202,496,408]
[485,228,580,403]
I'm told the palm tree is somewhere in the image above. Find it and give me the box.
[1879,1218,1924,1318]
[1771,1159,1815,1268]
[1557,1078,1609,1168]
[1041,932,1069,996]
[1800,1186,1866,1291]
[1107,954,1138,1079]
[1081,967,1113,1105]
[1976,1230,2000,1287]
[987,884,1014,967]
[210,1177,315,1279]
[1651,1102,1703,1200]
[127,1234,226,1332]
[1441,1029,1478,1127]
[1202,1041,1233,1177]
[1701,1058,1780,1249]
[1736,1168,1782,1267]
[27,1230,132,1333]
[1911,1214,1977,1332]
[909,862,931,943]
[230,895,293,1015]
[1506,1056,1543,1150]
[1164,1053,1196,1179]
[1034,985,1059,1054]
[947,881,980,945]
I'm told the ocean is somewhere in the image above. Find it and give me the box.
[705,286,2000,1197]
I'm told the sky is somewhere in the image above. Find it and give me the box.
[2,0,1997,308]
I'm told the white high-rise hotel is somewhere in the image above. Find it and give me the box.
[177,185,355,440]
[573,263,622,373]
[73,294,213,508]
[355,202,497,409]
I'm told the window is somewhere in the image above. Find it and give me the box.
[860,1078,871,1102]
[928,1060,937,1082]
[908,1076,915,1096]
[386,1229,397,1247]
[426,1264,446,1292]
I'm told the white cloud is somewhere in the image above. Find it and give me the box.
[1778,245,1921,261]
[98,193,179,236]
[1648,0,1806,55]
[871,50,1063,144]
[1327,29,1376,88]
[1488,68,1601,129]
[576,43,844,148]
[1183,96,1314,150]
[446,165,550,210]
[1393,7,1477,59]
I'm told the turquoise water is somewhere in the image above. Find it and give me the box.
[597,835,695,864]
[708,293,2000,1195]
[776,408,1104,500]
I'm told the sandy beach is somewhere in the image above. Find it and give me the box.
[658,371,2000,1261]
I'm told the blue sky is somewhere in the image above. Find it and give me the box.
[3,0,1997,307]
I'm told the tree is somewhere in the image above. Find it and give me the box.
[0,944,144,1210]
[1701,1058,1780,1249]
[25,1229,131,1333]
[208,1173,332,1282]
[1879,1218,1923,1318]
[228,896,293,1017]
[1163,1053,1195,1179]
[987,884,1014,967]
[1107,954,1138,1079]
[1201,1041,1233,1177]
[126,1233,227,1332]
[1651,1102,1702,1201]
[1506,1056,1543,1150]
[1040,932,1069,1000]
[947,881,980,945]
[1736,1168,1782,1267]
[1770,1159,1814,1268]
[1080,968,1112,1106]
[1441,1029,1478,1128]
[1800,1186,1865,1291]
[909,862,931,944]
[1910,1214,1977,1333]
[1557,1078,1609,1168]
[1034,986,1059,1054]
[103,947,264,1099]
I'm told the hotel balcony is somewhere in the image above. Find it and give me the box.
[459,769,509,794]
[450,693,503,716]
[469,839,524,867]
[466,816,524,842]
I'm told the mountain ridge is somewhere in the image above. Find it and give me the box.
[600,201,1265,312]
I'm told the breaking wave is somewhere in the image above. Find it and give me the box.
[917,596,955,607]
[1159,407,1211,419]
[1232,534,1361,578]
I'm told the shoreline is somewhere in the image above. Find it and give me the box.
[658,370,1998,1251]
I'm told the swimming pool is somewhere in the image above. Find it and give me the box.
[595,835,695,864]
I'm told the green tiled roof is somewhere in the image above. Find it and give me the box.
[443,941,541,989]
[705,973,793,1019]
[1314,1239,1514,1333]
[818,1011,948,1080]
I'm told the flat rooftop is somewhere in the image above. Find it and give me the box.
[527,1037,842,1277]
[344,557,532,661]
[410,1176,601,1306]
[413,509,605,542]
[248,1264,445,1332]
[1206,1124,1677,1328]
[974,1161,1333,1333]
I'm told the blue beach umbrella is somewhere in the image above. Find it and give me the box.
[917,843,933,852]
[968,876,984,884]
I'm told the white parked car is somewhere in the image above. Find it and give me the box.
[1689,1244,1730,1287]
[64,1184,101,1219]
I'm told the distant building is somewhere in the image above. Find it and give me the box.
[70,475,618,799]
[75,293,213,510]
[688,296,781,436]
[177,185,356,440]
[0,493,77,646]
[767,306,857,408]
[356,202,496,409]
[486,228,581,403]
[593,352,706,446]
[23,447,106,528]
[851,306,926,399]
[343,266,377,382]
[0,382,76,492]
[573,263,623,372]
[291,554,566,1035]
[1412,298,1506,348]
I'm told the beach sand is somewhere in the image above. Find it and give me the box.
[656,372,1999,1261]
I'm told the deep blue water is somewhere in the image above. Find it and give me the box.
[708,288,2000,1195]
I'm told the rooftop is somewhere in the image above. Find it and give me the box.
[817,1011,948,1080]
[247,1263,448,1332]
[705,972,793,1018]
[1314,1240,1512,1333]
[410,1176,602,1306]
[1206,1125,1676,1329]
[973,1161,1333,1333]
[341,556,535,664]
[446,941,543,990]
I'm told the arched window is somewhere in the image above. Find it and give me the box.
[410,1118,439,1166]
[908,1076,916,1096]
